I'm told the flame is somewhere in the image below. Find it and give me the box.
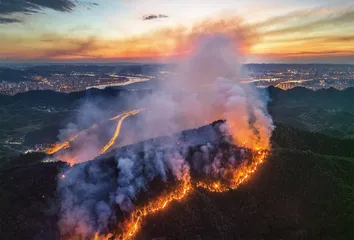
[45,135,78,154]
[196,149,268,192]
[119,181,191,240]
[94,181,192,240]
[55,107,269,240]
[91,148,268,240]
[109,111,128,121]
[99,109,143,155]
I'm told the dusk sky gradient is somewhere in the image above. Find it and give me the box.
[1,0,354,63]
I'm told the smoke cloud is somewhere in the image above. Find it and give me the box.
[57,31,273,238]
[52,92,141,165]
[134,34,273,149]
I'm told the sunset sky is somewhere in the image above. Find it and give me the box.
[1,0,354,63]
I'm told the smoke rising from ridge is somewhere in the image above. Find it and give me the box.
[135,34,273,149]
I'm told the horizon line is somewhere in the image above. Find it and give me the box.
[1,62,354,66]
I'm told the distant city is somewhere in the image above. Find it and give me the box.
[246,64,354,90]
[0,64,353,95]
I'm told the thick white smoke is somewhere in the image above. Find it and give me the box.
[114,144,191,212]
[58,139,193,238]
[136,34,273,149]
[53,94,139,164]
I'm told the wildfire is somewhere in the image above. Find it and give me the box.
[44,110,141,156]
[55,106,269,240]
[91,148,268,240]
[99,109,143,155]
[119,181,191,240]
[94,181,192,240]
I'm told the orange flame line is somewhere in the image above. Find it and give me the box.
[45,110,139,155]
[99,109,143,155]
[115,181,192,240]
[196,150,267,192]
[93,150,268,240]
[109,111,128,121]
[45,135,78,154]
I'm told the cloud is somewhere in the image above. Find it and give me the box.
[247,6,354,63]
[0,17,21,24]
[107,17,254,58]
[0,0,76,15]
[0,0,98,24]
[39,36,101,59]
[254,7,354,37]
[142,14,169,20]
[0,16,253,61]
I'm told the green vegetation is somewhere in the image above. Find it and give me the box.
[0,104,70,158]
[269,86,354,138]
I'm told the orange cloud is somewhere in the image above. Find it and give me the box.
[2,7,354,63]
[0,16,254,61]
[248,7,354,62]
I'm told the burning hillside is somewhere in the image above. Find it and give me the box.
[57,120,269,240]
[4,123,354,240]
[46,34,274,240]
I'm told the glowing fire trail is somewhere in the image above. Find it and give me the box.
[93,181,192,240]
[45,111,133,155]
[118,181,192,240]
[196,149,268,192]
[109,111,128,121]
[93,149,268,240]
[99,109,143,155]
[45,135,78,155]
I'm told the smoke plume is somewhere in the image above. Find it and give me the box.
[57,31,274,238]
[135,34,273,149]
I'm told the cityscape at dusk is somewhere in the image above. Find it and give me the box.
[1,64,354,95]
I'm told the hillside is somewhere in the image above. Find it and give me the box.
[268,86,354,137]
[137,148,354,239]
[1,123,354,239]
